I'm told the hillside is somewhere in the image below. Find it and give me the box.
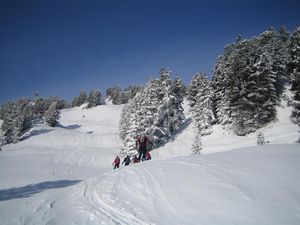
[0,96,299,225]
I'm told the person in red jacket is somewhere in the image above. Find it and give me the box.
[136,133,153,160]
[132,155,140,163]
[145,151,151,160]
[112,156,120,169]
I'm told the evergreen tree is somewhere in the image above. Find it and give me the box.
[212,27,290,135]
[77,90,88,106]
[71,96,79,107]
[45,101,59,127]
[11,98,33,143]
[123,86,144,103]
[290,27,300,125]
[153,69,185,139]
[106,86,123,104]
[32,97,46,119]
[212,43,236,125]
[190,73,215,136]
[71,91,88,107]
[0,127,3,146]
[87,89,103,108]
[119,69,185,154]
[188,73,204,109]
[257,131,265,146]
[1,101,15,144]
[192,133,202,154]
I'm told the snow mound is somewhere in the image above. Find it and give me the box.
[76,144,300,225]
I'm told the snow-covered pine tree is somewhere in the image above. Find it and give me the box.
[106,86,123,104]
[225,38,259,135]
[11,98,33,143]
[71,96,79,107]
[119,69,185,155]
[1,101,15,144]
[32,97,47,120]
[212,43,236,125]
[87,89,103,108]
[119,93,143,154]
[0,128,3,146]
[190,73,214,135]
[289,27,300,126]
[213,28,289,135]
[257,130,265,146]
[45,101,59,127]
[189,73,214,153]
[154,69,185,139]
[122,86,144,103]
[119,79,161,154]
[71,91,88,107]
[77,90,88,106]
[187,73,203,108]
[192,132,202,154]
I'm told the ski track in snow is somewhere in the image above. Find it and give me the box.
[77,171,151,225]
[75,164,177,225]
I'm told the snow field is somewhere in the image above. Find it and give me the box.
[0,98,299,225]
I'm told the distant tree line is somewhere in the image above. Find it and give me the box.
[0,86,144,145]
[106,85,144,105]
[70,86,143,107]
[0,96,69,144]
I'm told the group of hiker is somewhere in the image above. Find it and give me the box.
[112,133,153,169]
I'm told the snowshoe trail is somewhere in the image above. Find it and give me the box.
[76,170,151,225]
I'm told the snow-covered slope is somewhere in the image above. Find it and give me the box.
[75,144,300,225]
[153,89,299,158]
[0,96,299,225]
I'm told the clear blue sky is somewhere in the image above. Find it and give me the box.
[1,0,299,104]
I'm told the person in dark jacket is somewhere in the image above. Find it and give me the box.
[122,155,131,166]
[112,156,120,169]
[136,133,153,160]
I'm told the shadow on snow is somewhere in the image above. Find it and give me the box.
[58,124,82,130]
[153,117,192,150]
[0,180,81,201]
[20,129,54,141]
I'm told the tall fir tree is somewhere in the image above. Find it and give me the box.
[11,98,33,143]
[119,69,185,155]
[189,73,214,153]
[87,89,103,108]
[190,73,215,136]
[212,27,290,135]
[44,101,59,127]
[290,27,300,125]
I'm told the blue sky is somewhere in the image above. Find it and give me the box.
[0,0,299,104]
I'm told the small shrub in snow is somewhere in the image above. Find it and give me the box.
[257,131,265,146]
